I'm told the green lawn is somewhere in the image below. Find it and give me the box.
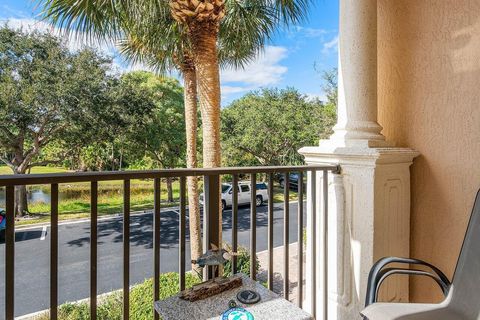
[0,166,71,175]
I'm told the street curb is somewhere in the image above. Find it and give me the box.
[14,200,303,231]
[15,207,174,231]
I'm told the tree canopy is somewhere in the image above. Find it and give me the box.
[0,26,121,174]
[0,26,111,214]
[221,87,336,167]
[120,71,186,170]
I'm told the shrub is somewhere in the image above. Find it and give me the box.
[35,272,200,320]
[223,244,259,278]
[34,248,258,320]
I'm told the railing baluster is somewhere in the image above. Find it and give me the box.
[232,174,238,274]
[297,172,304,308]
[310,171,317,319]
[323,170,329,320]
[268,173,274,290]
[284,173,290,300]
[250,173,256,280]
[90,182,98,320]
[50,184,59,320]
[123,180,130,320]
[203,175,221,280]
[179,177,186,291]
[153,178,161,320]
[5,185,15,320]
[0,165,338,320]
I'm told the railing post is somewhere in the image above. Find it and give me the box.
[283,173,290,299]
[123,180,130,320]
[5,185,15,320]
[267,173,275,290]
[323,170,329,320]
[153,178,161,320]
[50,184,59,320]
[250,173,257,280]
[232,174,239,274]
[179,177,186,291]
[305,170,317,318]
[297,171,304,308]
[203,174,221,280]
[90,181,98,320]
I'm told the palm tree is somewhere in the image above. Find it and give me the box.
[38,0,312,268]
[167,0,311,168]
[118,21,206,270]
[116,13,268,270]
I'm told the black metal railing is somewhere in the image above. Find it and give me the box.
[0,165,338,320]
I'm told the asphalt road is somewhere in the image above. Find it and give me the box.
[0,201,306,317]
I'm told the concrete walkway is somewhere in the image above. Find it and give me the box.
[257,242,305,305]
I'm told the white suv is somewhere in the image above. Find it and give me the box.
[200,182,269,211]
[220,182,269,210]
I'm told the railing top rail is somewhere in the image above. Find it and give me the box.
[0,164,339,186]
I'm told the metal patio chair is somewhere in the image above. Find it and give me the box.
[361,189,480,320]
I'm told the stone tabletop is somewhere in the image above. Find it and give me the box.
[154,273,312,320]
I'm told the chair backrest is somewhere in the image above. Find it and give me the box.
[448,189,480,319]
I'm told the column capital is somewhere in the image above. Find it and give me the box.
[299,146,419,166]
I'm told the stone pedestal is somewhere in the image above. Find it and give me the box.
[300,147,418,319]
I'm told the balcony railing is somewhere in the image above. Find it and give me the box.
[0,165,338,320]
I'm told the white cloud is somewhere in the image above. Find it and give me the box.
[221,85,251,95]
[221,45,288,86]
[305,92,327,103]
[220,46,288,102]
[322,35,338,54]
[294,26,329,38]
[2,18,53,33]
[2,18,109,51]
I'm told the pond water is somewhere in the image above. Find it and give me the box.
[0,187,68,208]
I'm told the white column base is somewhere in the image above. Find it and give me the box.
[300,145,419,319]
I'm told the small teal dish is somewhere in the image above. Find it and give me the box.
[221,307,254,320]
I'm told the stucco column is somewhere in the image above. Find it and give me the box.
[299,0,419,319]
[329,0,387,147]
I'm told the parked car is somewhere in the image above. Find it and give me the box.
[201,182,269,210]
[0,208,6,241]
[278,172,303,190]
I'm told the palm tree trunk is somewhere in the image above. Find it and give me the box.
[190,26,223,261]
[170,0,225,272]
[183,66,203,270]
[166,177,174,203]
[191,30,222,169]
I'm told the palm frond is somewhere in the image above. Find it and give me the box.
[37,0,313,73]
[36,0,124,42]
[273,0,313,25]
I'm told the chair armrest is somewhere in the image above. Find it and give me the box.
[365,257,451,307]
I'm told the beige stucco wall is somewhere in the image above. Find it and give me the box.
[378,0,480,302]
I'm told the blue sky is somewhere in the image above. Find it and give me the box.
[0,0,339,105]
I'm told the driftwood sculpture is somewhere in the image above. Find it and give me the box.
[180,276,242,302]
[180,244,242,301]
